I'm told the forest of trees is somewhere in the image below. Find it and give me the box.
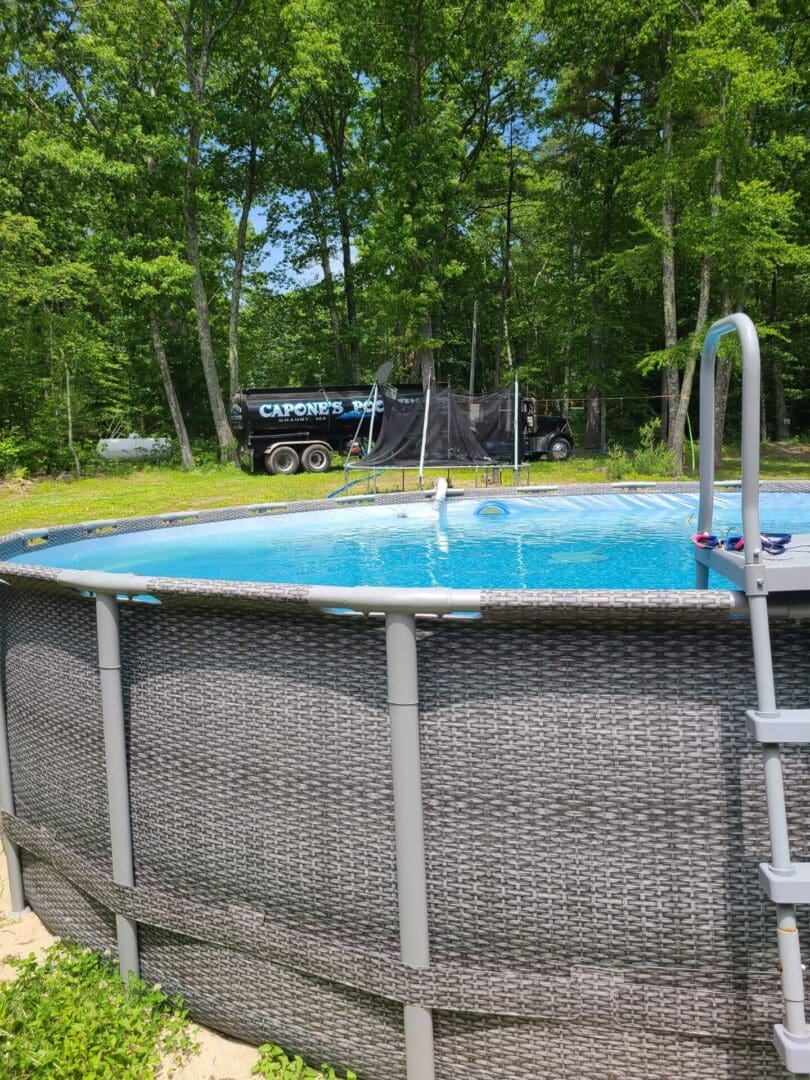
[0,0,808,475]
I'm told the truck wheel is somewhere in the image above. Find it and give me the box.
[547,436,572,462]
[265,445,300,475]
[301,444,332,473]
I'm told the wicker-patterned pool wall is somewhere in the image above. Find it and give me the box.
[2,482,810,1080]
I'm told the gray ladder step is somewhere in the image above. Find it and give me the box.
[774,1025,810,1072]
[746,709,810,743]
[760,863,810,903]
[694,535,810,593]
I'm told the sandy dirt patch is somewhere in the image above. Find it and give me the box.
[0,846,260,1078]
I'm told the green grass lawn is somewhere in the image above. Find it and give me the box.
[1,443,809,535]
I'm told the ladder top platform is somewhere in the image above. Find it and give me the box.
[694,536,810,593]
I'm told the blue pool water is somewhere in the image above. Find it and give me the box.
[9,491,810,591]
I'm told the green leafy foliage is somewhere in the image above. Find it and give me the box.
[0,942,197,1079]
[605,419,677,477]
[0,0,808,475]
[605,444,631,481]
[252,1042,357,1079]
[632,418,676,475]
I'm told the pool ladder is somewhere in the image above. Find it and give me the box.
[695,313,810,1076]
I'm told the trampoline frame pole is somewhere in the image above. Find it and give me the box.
[95,592,140,983]
[418,383,431,489]
[367,381,380,453]
[344,395,371,470]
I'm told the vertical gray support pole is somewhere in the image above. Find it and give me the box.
[0,620,29,916]
[95,592,140,983]
[385,613,435,1080]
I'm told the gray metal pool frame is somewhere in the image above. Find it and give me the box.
[2,481,810,1079]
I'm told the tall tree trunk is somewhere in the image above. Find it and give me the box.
[64,358,81,478]
[495,135,515,389]
[585,85,623,450]
[503,314,514,373]
[469,298,479,394]
[761,374,768,443]
[147,308,195,469]
[337,199,359,381]
[713,353,732,470]
[713,290,734,471]
[228,142,258,402]
[318,102,360,382]
[175,3,241,463]
[671,258,711,473]
[670,150,723,473]
[417,313,435,389]
[185,116,235,460]
[433,302,444,379]
[585,321,602,449]
[661,109,679,448]
[772,352,789,440]
[712,87,739,471]
[660,371,670,441]
[405,6,435,392]
[308,189,345,380]
[766,274,790,440]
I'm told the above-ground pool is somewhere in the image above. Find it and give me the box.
[2,481,810,1080]
[9,489,810,591]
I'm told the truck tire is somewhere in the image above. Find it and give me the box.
[301,444,332,473]
[265,445,300,475]
[546,436,572,462]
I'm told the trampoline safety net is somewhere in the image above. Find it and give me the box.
[362,384,515,467]
[456,387,516,462]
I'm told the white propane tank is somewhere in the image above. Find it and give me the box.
[97,434,173,462]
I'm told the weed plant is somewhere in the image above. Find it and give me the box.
[632,418,676,475]
[252,1042,357,1079]
[0,941,360,1079]
[605,418,676,479]
[0,942,196,1079]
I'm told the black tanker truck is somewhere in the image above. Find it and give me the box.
[230,384,573,474]
[229,385,422,474]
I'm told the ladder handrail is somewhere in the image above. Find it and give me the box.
[696,312,763,583]
[696,314,810,1068]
